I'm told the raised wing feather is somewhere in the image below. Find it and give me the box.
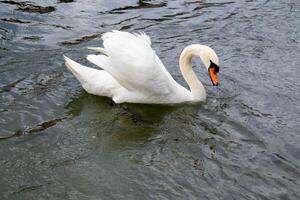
[134,32,151,45]
[87,30,177,96]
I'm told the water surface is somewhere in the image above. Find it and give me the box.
[0,0,300,199]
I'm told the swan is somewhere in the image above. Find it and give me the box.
[64,30,220,104]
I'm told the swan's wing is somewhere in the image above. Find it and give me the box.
[64,56,122,97]
[87,30,177,96]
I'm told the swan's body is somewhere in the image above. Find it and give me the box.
[64,30,220,104]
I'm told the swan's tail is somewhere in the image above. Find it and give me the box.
[63,56,100,86]
[63,55,121,98]
[64,56,87,81]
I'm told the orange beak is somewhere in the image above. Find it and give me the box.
[209,67,219,86]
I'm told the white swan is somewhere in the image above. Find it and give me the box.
[64,30,220,104]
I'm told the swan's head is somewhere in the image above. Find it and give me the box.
[180,44,220,86]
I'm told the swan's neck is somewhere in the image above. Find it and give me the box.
[179,45,207,101]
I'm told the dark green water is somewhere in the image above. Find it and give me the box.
[0,0,299,199]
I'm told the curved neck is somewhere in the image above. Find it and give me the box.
[179,45,207,101]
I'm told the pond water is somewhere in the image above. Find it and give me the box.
[0,0,299,199]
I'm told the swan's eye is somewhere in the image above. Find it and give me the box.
[214,65,220,74]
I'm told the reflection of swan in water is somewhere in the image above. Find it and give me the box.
[65,92,183,149]
[65,92,177,123]
[64,30,220,104]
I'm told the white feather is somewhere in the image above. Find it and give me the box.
[87,47,107,55]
